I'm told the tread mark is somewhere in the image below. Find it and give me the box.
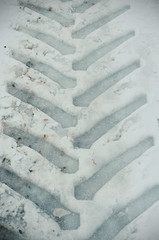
[73,0,100,13]
[0,167,80,230]
[75,137,154,200]
[88,186,159,240]
[72,31,134,71]
[19,26,75,55]
[0,225,25,240]
[18,1,75,27]
[3,127,79,174]
[12,51,76,88]
[73,95,147,149]
[73,61,140,107]
[7,83,77,128]
[72,5,130,39]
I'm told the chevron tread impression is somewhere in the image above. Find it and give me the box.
[0,0,159,239]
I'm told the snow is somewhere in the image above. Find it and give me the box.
[0,0,159,239]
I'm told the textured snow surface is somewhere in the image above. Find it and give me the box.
[0,0,159,239]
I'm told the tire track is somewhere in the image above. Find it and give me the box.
[73,0,100,13]
[19,26,75,55]
[75,137,154,200]
[1,0,157,239]
[18,1,75,27]
[11,51,76,88]
[72,5,130,39]
[73,95,146,149]
[7,83,77,128]
[88,186,159,240]
[3,127,79,173]
[72,32,134,71]
[0,167,80,230]
[0,183,62,240]
[73,61,140,107]
[0,225,25,240]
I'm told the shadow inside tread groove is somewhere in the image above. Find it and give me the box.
[18,1,75,27]
[72,32,134,71]
[11,51,76,88]
[7,83,77,128]
[73,95,147,149]
[88,186,159,240]
[75,137,154,200]
[73,61,140,107]
[72,5,130,39]
[19,26,75,55]
[3,127,79,174]
[0,167,80,230]
[0,225,25,240]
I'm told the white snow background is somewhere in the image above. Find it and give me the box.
[0,0,159,239]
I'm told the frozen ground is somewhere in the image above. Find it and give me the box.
[0,0,159,239]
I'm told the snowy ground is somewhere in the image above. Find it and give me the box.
[0,0,159,239]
